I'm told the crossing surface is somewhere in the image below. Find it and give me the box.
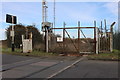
[1,54,119,79]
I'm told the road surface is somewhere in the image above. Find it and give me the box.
[54,60,118,78]
[2,54,34,65]
[1,54,119,79]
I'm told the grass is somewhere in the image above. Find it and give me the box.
[87,49,120,61]
[1,48,59,57]
[1,47,120,61]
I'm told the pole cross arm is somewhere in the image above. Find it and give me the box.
[110,22,116,32]
[111,22,116,27]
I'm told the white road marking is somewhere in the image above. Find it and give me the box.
[46,56,85,79]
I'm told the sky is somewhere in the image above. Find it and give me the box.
[0,1,118,40]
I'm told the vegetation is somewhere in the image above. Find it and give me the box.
[6,24,44,49]
[113,31,120,50]
[3,23,120,60]
[2,48,58,57]
[87,49,120,60]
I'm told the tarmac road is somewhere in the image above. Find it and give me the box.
[1,54,119,79]
[53,60,119,78]
[2,54,35,65]
[2,53,81,78]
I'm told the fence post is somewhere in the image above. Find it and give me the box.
[94,21,98,54]
[110,22,116,52]
[96,27,99,54]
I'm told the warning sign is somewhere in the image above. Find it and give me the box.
[57,37,63,42]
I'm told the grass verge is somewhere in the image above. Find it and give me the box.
[2,48,59,57]
[87,49,120,61]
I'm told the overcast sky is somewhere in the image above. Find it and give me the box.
[0,0,118,40]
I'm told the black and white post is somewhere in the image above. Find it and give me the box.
[6,14,17,52]
[11,15,15,52]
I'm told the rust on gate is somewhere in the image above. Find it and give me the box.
[47,21,116,55]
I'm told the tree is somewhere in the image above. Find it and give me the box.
[6,24,44,48]
[26,25,44,48]
[113,32,120,50]
[6,24,26,48]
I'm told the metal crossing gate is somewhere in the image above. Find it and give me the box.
[48,21,98,54]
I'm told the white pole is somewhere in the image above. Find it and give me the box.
[96,27,99,54]
[110,24,113,52]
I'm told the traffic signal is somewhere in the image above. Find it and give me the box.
[6,14,17,24]
[13,16,17,24]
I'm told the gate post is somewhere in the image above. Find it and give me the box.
[63,22,66,53]
[96,27,99,54]
[94,21,98,54]
[110,22,116,52]
[78,21,80,53]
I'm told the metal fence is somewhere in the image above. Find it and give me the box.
[47,21,116,54]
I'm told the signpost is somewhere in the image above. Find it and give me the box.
[6,14,17,52]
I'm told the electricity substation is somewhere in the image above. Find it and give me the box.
[41,0,116,55]
[6,0,116,55]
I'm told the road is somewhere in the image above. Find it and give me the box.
[54,60,118,78]
[2,54,34,65]
[1,54,119,79]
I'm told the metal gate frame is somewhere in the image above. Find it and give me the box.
[51,21,98,54]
